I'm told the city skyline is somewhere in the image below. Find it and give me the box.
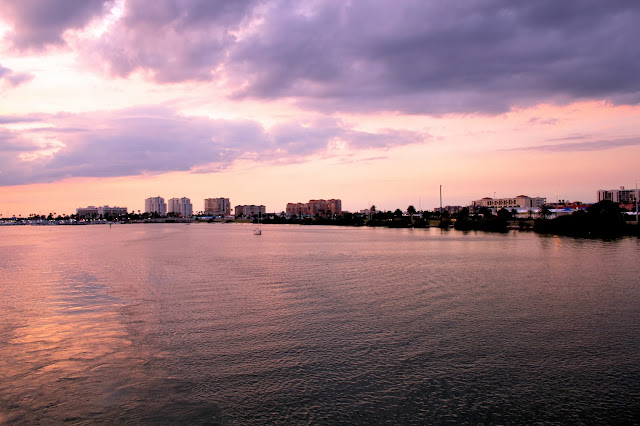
[1,1,639,217]
[7,185,638,219]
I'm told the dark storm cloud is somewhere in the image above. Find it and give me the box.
[229,0,640,113]
[4,1,639,113]
[0,107,425,185]
[0,0,113,50]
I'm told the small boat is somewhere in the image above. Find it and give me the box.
[253,213,262,235]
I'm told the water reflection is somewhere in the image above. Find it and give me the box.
[1,225,639,424]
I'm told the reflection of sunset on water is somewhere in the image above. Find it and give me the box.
[1,224,639,423]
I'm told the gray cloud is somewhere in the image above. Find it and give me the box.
[508,137,640,152]
[229,0,640,113]
[0,115,39,124]
[0,0,113,50]
[85,0,258,82]
[4,1,639,113]
[0,106,426,186]
[0,65,33,88]
[0,128,40,151]
[528,117,558,126]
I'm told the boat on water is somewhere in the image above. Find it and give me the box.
[253,213,263,235]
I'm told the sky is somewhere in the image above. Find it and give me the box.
[1,0,639,217]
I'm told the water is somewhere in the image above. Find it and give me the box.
[1,224,639,424]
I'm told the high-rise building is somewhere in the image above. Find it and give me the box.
[286,199,342,217]
[597,187,639,204]
[327,199,342,216]
[168,197,193,217]
[145,196,167,216]
[286,203,308,216]
[234,205,266,218]
[204,198,230,216]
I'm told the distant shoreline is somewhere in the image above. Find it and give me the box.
[2,217,638,240]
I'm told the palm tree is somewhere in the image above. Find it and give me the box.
[539,205,551,220]
[407,205,416,225]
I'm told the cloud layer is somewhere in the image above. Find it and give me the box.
[0,107,426,185]
[511,137,640,152]
[1,1,639,191]
[2,1,639,113]
[0,0,112,50]
[230,0,640,113]
[0,64,33,87]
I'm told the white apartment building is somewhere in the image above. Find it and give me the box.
[168,197,193,217]
[472,195,546,212]
[145,196,167,216]
[597,187,639,204]
[204,198,230,216]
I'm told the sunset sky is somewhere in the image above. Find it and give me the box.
[1,0,639,217]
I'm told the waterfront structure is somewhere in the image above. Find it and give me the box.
[76,206,99,218]
[235,205,266,218]
[286,199,342,217]
[204,198,230,216]
[100,206,127,217]
[472,195,546,212]
[286,203,308,216]
[168,197,193,217]
[76,205,127,218]
[597,187,639,205]
[145,196,167,216]
[434,206,464,214]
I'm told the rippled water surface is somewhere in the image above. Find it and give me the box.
[1,224,639,424]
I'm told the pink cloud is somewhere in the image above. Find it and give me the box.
[0,106,426,186]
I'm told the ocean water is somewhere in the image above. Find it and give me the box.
[1,224,639,424]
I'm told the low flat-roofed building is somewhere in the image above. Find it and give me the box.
[434,206,464,214]
[472,195,546,212]
[76,205,127,218]
[76,206,99,218]
[98,206,127,217]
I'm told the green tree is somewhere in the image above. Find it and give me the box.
[539,205,551,220]
[497,208,512,220]
[458,207,470,220]
[407,205,416,225]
